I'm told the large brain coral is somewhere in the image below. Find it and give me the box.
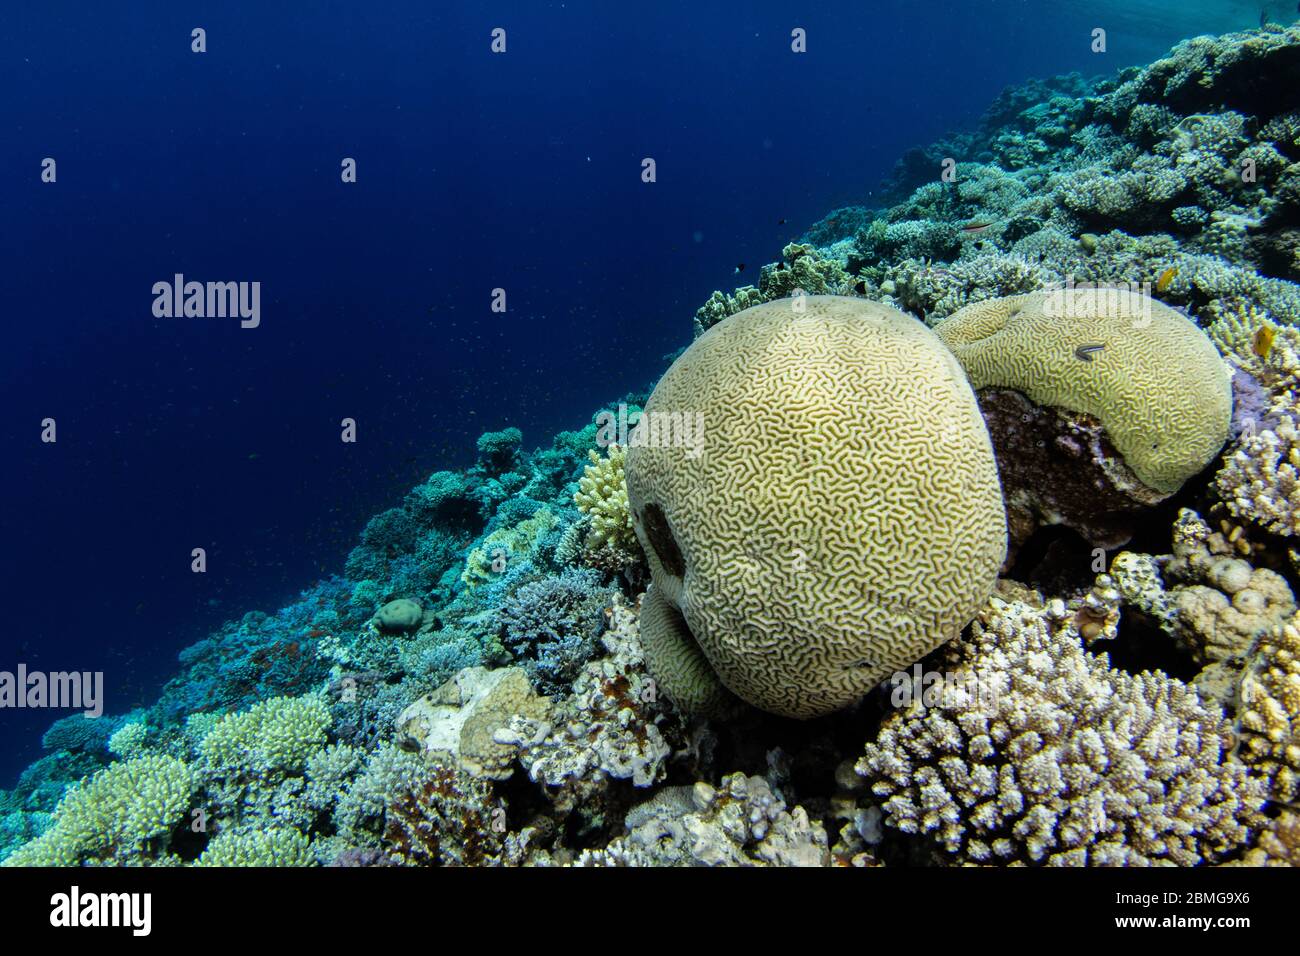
[935,289,1232,545]
[625,295,1007,719]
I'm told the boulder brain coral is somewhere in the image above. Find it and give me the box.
[935,289,1232,495]
[625,295,1007,719]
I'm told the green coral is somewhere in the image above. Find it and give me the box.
[2,755,194,866]
[461,507,559,588]
[199,693,332,777]
[107,721,149,759]
[194,826,315,866]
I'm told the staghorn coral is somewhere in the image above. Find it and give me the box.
[1237,613,1300,804]
[498,569,615,694]
[574,774,829,867]
[626,296,1006,719]
[859,595,1267,865]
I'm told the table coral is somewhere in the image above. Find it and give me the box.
[859,595,1267,865]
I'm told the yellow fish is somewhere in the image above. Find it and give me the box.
[1253,323,1276,359]
[1155,266,1178,293]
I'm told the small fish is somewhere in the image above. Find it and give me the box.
[1253,323,1276,358]
[776,261,787,271]
[777,218,786,225]
[735,263,745,274]
[1076,343,1106,362]
[853,280,867,295]
[1155,266,1179,292]
[961,221,996,236]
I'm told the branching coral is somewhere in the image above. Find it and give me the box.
[500,594,678,815]
[195,826,315,866]
[382,759,505,866]
[1218,328,1300,537]
[1237,613,1300,804]
[573,445,643,572]
[3,755,195,866]
[498,569,615,694]
[859,596,1267,865]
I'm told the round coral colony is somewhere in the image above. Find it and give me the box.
[625,295,1008,719]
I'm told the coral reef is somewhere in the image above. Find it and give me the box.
[1237,613,1300,804]
[394,666,550,780]
[10,25,1300,870]
[575,774,829,867]
[501,594,678,817]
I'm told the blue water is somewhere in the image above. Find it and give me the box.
[0,0,1271,783]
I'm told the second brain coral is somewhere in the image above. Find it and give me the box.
[935,289,1232,547]
[625,295,1007,720]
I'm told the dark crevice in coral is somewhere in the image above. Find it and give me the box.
[640,502,686,578]
[1007,524,1098,595]
[1106,606,1201,682]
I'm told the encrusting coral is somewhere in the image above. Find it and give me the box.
[626,296,1006,719]
[11,25,1300,870]
[1109,509,1296,681]
[858,595,1268,865]
[574,773,829,867]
